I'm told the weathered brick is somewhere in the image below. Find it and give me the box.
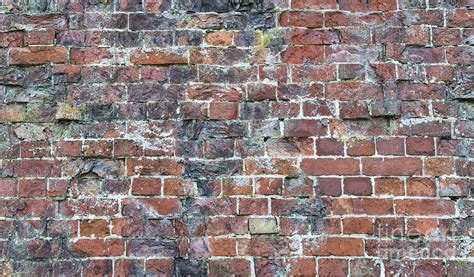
[10,47,67,64]
[395,199,455,216]
[0,0,470,269]
[127,158,182,176]
[280,11,323,28]
[131,48,188,65]
[362,157,422,176]
[303,237,364,256]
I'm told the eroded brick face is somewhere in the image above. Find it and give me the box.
[0,0,473,275]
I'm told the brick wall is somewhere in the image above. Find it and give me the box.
[0,0,473,275]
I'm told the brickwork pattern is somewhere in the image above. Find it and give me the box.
[0,0,473,275]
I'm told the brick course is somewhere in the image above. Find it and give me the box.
[0,0,473,275]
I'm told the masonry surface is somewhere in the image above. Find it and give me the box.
[0,0,473,275]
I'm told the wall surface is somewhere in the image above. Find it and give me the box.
[0,0,473,275]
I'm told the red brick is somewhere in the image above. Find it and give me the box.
[331,198,394,215]
[239,198,268,215]
[222,178,252,196]
[326,82,383,100]
[448,9,474,27]
[279,217,309,235]
[80,220,109,237]
[72,239,124,257]
[10,46,68,65]
[209,259,251,277]
[60,199,119,217]
[281,46,324,64]
[238,237,297,257]
[362,158,422,176]
[415,260,446,276]
[7,160,61,177]
[376,137,404,155]
[209,238,237,256]
[301,158,360,176]
[247,83,276,101]
[440,177,471,197]
[284,119,327,137]
[343,217,373,234]
[272,102,300,118]
[407,218,438,237]
[127,158,182,176]
[316,138,344,156]
[344,177,372,196]
[292,65,336,82]
[205,31,233,46]
[0,0,471,266]
[433,28,462,46]
[70,47,115,64]
[395,199,455,216]
[84,140,113,157]
[207,217,248,236]
[188,84,243,101]
[255,177,283,195]
[397,83,445,100]
[115,259,145,276]
[425,158,454,176]
[19,179,47,197]
[340,101,369,119]
[339,0,368,12]
[209,102,238,120]
[351,259,382,276]
[0,31,24,48]
[0,179,17,197]
[317,177,342,196]
[163,178,194,196]
[130,49,188,65]
[303,237,364,256]
[288,258,316,276]
[280,11,323,28]
[286,29,339,45]
[189,48,248,65]
[292,0,336,9]
[132,178,161,196]
[347,138,375,156]
[426,65,455,81]
[446,47,472,65]
[20,141,50,158]
[407,137,435,155]
[46,179,67,198]
[25,30,55,45]
[319,259,349,277]
[325,12,382,27]
[375,217,404,237]
[55,141,82,157]
[407,177,436,196]
[123,198,182,217]
[375,177,404,196]
[114,139,143,157]
[246,158,298,176]
[267,138,313,157]
[401,102,430,118]
[145,259,173,275]
[259,64,288,82]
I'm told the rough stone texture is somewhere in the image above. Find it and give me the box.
[0,0,473,275]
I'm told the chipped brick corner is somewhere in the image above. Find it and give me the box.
[0,0,473,276]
